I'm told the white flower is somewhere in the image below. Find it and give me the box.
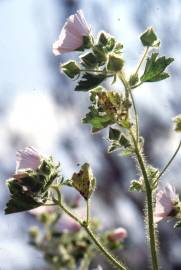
[16,146,42,173]
[53,10,91,55]
[154,183,179,223]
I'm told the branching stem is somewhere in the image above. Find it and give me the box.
[156,140,181,181]
[57,201,128,270]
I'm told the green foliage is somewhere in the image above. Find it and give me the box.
[107,53,124,73]
[80,52,98,68]
[140,27,160,47]
[29,206,124,270]
[83,87,132,132]
[109,127,121,140]
[173,115,181,132]
[83,106,114,133]
[75,73,106,91]
[129,180,143,192]
[72,163,96,200]
[129,73,139,87]
[141,52,174,82]
[108,130,132,155]
[5,158,59,214]
[61,61,80,79]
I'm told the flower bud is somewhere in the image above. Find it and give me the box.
[107,53,124,72]
[129,73,139,86]
[29,226,39,239]
[173,115,181,132]
[140,27,160,47]
[61,60,80,79]
[108,227,127,242]
[92,45,107,65]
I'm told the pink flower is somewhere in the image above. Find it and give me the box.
[154,183,179,223]
[29,206,55,216]
[108,227,127,242]
[16,146,42,173]
[53,10,91,55]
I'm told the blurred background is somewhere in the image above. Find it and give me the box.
[0,0,181,269]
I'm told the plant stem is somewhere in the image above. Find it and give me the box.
[57,201,128,270]
[86,199,90,225]
[83,225,128,270]
[134,46,149,76]
[119,72,139,143]
[120,71,159,269]
[129,129,159,270]
[156,140,181,181]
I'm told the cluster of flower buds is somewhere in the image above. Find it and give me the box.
[53,10,124,92]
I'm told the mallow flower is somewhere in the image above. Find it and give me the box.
[108,227,127,242]
[16,146,42,173]
[5,146,59,214]
[154,183,181,223]
[53,9,91,55]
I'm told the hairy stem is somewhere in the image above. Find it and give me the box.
[58,201,128,270]
[86,199,90,225]
[119,71,159,269]
[83,225,128,270]
[119,72,139,144]
[129,129,159,270]
[134,46,149,76]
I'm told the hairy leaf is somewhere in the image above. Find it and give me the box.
[75,73,106,91]
[141,53,174,82]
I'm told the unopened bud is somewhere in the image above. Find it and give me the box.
[108,227,127,242]
[107,53,124,72]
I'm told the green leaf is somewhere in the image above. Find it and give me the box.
[72,163,96,200]
[82,106,113,133]
[108,141,121,153]
[119,134,130,148]
[140,27,160,47]
[174,220,181,228]
[80,52,98,68]
[141,53,174,82]
[75,73,106,91]
[173,115,181,132]
[109,127,121,140]
[5,193,42,214]
[5,158,59,214]
[129,180,143,192]
[61,61,80,79]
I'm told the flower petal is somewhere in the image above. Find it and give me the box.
[16,146,42,172]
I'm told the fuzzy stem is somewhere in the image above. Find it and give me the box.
[129,129,159,270]
[119,72,139,144]
[86,199,90,225]
[57,201,128,270]
[134,46,149,76]
[83,225,128,270]
[119,71,159,270]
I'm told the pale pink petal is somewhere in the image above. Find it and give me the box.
[16,146,42,172]
[154,183,178,223]
[108,227,127,241]
[52,9,91,55]
[29,206,55,216]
